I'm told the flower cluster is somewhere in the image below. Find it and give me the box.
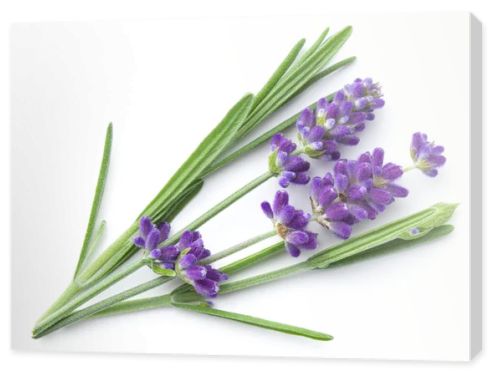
[133,216,171,254]
[310,148,408,239]
[296,78,385,160]
[410,132,446,177]
[268,133,310,188]
[261,191,318,257]
[134,217,227,298]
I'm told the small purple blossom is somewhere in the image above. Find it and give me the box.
[296,78,385,160]
[410,132,446,177]
[359,147,409,212]
[261,190,318,257]
[134,217,227,298]
[175,231,228,298]
[310,148,408,239]
[133,216,171,254]
[269,133,310,188]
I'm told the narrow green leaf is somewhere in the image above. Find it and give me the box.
[78,95,254,285]
[325,225,454,269]
[34,259,145,336]
[204,56,356,177]
[285,27,330,76]
[216,204,457,297]
[148,179,204,223]
[237,26,352,139]
[304,56,356,89]
[79,219,106,270]
[33,277,170,338]
[252,38,306,109]
[308,203,458,269]
[92,294,172,318]
[140,94,254,219]
[73,123,113,279]
[173,302,333,341]
[90,225,454,321]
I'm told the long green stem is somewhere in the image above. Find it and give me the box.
[35,28,354,331]
[83,171,274,288]
[38,221,146,324]
[33,259,145,336]
[93,294,173,318]
[33,277,170,338]
[33,240,284,337]
[173,302,332,341]
[210,204,458,297]
[74,124,113,279]
[96,242,285,319]
[220,262,308,296]
[203,79,346,177]
[202,230,276,264]
[162,171,274,246]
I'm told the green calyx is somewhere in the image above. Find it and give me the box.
[268,150,281,175]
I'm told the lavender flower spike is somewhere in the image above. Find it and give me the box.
[134,216,171,257]
[134,217,227,298]
[311,148,408,239]
[268,133,310,188]
[410,132,446,177]
[296,78,385,160]
[261,190,318,257]
[175,231,228,298]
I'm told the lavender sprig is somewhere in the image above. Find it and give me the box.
[268,134,311,188]
[410,132,447,177]
[134,217,228,298]
[310,149,408,239]
[297,78,384,160]
[261,191,318,257]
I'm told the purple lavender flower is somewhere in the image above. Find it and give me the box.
[310,148,408,239]
[133,216,171,257]
[296,78,385,160]
[358,148,409,212]
[410,132,446,177]
[134,217,227,298]
[175,231,228,298]
[268,133,310,188]
[261,190,318,257]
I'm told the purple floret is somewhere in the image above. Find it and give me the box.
[296,78,385,160]
[269,133,310,188]
[311,148,408,239]
[410,132,446,177]
[261,190,318,257]
[134,217,227,298]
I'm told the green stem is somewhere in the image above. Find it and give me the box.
[202,230,276,264]
[34,240,284,336]
[79,220,106,271]
[219,262,309,296]
[35,281,81,325]
[73,124,113,279]
[33,259,145,336]
[203,79,346,177]
[93,294,173,318]
[212,203,458,297]
[160,171,274,246]
[173,302,332,341]
[33,277,170,339]
[75,224,137,285]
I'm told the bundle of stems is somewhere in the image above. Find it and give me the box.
[33,26,457,341]
[35,27,355,328]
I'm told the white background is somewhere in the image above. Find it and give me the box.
[10,13,471,360]
[2,0,497,375]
